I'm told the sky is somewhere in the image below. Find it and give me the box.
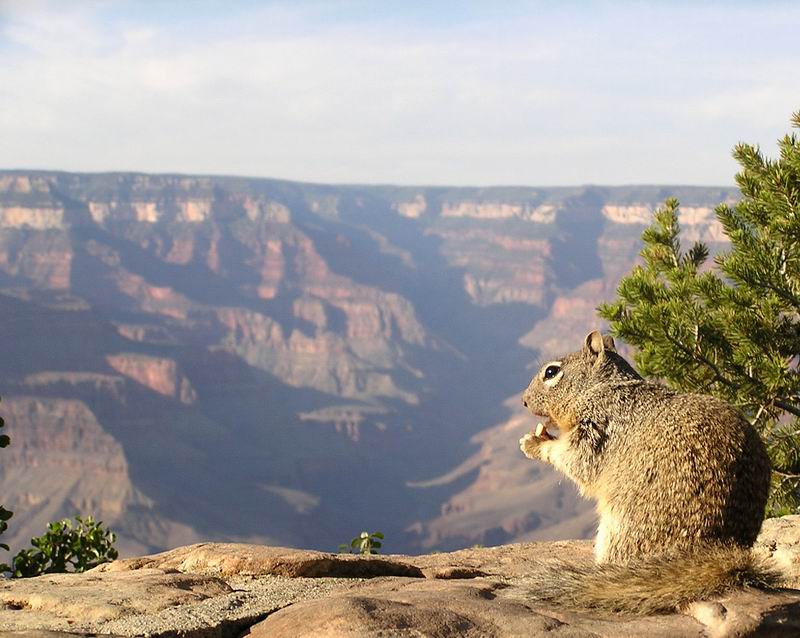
[1,0,799,187]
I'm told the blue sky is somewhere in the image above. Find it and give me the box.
[1,1,799,186]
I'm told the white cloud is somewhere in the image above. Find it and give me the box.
[0,1,799,185]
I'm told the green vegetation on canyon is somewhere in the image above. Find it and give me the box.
[601,111,800,514]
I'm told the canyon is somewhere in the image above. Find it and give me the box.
[0,171,736,556]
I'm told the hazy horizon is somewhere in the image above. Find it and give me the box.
[0,166,738,191]
[1,1,799,187]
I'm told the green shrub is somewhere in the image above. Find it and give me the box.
[6,516,118,578]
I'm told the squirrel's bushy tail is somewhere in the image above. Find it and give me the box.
[530,545,781,615]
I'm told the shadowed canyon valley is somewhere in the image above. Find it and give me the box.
[0,171,736,556]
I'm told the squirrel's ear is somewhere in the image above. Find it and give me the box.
[584,330,615,357]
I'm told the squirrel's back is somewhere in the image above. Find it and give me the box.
[594,382,770,561]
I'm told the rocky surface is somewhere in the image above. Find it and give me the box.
[2,519,800,638]
[0,171,739,554]
[755,514,800,588]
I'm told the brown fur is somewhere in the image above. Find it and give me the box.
[519,331,773,613]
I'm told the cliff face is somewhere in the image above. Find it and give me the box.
[0,172,735,553]
[0,395,199,555]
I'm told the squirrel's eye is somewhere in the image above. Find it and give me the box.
[544,365,561,380]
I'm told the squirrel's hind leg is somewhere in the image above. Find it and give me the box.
[594,509,620,563]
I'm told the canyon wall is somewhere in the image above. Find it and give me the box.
[0,172,735,554]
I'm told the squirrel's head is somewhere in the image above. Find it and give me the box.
[522,330,639,434]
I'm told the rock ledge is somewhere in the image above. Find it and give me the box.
[1,517,800,637]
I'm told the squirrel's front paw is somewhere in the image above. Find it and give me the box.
[519,431,543,459]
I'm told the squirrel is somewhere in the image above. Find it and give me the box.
[519,330,778,614]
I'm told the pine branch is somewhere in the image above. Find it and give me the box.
[775,399,800,418]
[773,470,800,479]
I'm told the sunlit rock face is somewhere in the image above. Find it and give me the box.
[0,172,735,554]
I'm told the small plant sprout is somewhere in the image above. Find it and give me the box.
[338,530,384,555]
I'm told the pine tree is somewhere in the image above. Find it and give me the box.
[599,111,800,515]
